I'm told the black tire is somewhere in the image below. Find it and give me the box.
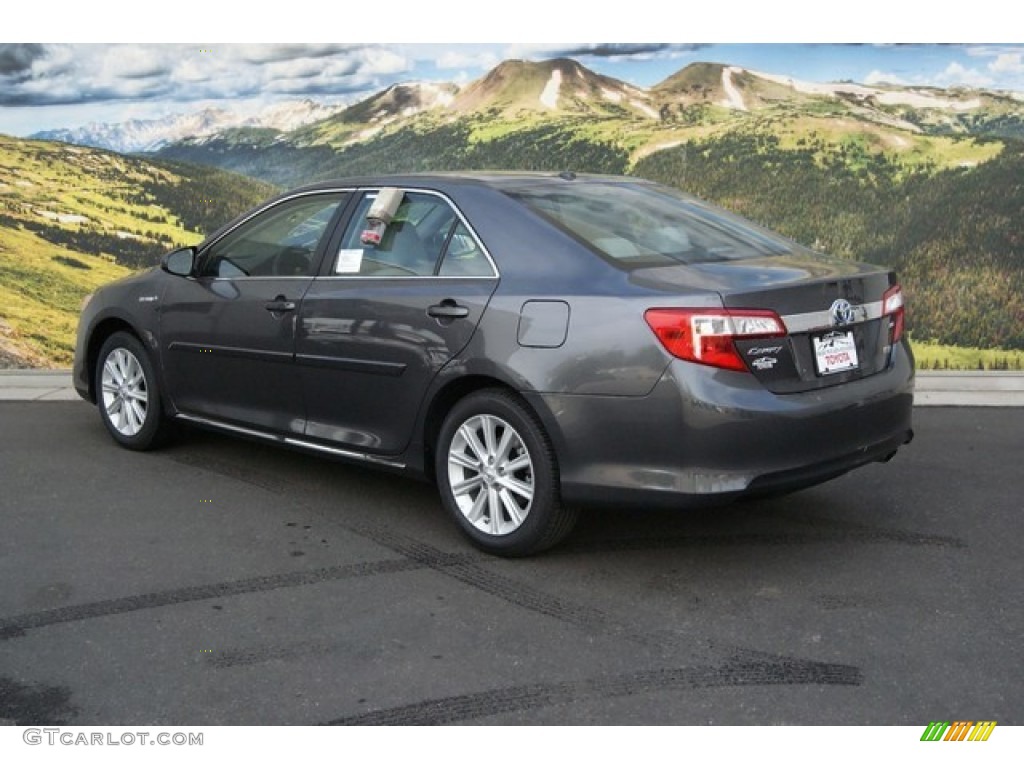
[94,331,171,451]
[435,389,578,556]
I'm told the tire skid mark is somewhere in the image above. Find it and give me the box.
[210,639,345,669]
[775,512,968,549]
[168,451,289,494]
[333,522,673,650]
[432,559,662,648]
[158,454,808,654]
[153,453,860,663]
[326,655,862,725]
[0,676,77,726]
[0,558,421,640]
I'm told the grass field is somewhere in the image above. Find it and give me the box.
[0,137,207,365]
[910,338,1024,371]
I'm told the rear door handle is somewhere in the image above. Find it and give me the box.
[265,297,297,313]
[428,300,470,319]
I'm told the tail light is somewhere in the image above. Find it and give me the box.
[645,308,787,372]
[882,284,905,343]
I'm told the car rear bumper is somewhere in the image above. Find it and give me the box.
[525,343,915,508]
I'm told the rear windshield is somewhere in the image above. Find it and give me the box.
[507,181,792,267]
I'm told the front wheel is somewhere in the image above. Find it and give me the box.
[435,389,578,556]
[95,331,171,450]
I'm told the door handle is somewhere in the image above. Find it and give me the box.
[427,300,470,319]
[265,296,297,313]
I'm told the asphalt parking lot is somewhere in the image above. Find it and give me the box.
[0,402,1021,725]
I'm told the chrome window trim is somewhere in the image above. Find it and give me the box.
[204,275,315,281]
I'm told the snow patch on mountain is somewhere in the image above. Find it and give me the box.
[35,210,89,224]
[32,99,346,153]
[875,91,981,110]
[749,69,878,98]
[631,100,659,119]
[749,68,983,111]
[540,70,562,109]
[720,66,748,111]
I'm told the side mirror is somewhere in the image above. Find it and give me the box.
[162,247,196,277]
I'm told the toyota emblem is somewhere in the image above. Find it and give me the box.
[830,299,857,326]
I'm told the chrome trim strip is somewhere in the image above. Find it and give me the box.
[312,274,499,281]
[205,276,313,281]
[282,437,405,468]
[174,413,406,469]
[781,300,884,333]
[175,413,277,441]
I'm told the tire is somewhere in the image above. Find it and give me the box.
[95,331,171,451]
[435,389,578,556]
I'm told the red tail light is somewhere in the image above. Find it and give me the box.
[882,284,905,343]
[644,308,787,372]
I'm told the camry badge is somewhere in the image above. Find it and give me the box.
[830,299,857,327]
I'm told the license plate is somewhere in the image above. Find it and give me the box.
[813,331,858,375]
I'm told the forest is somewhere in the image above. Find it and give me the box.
[634,133,1024,350]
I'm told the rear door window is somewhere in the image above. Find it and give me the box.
[332,190,495,278]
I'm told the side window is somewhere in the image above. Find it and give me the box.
[438,222,494,277]
[335,191,479,277]
[200,193,345,278]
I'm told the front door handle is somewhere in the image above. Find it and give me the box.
[428,300,470,319]
[265,296,297,314]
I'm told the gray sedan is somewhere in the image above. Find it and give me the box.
[74,173,914,555]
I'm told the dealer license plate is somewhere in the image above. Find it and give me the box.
[813,331,859,375]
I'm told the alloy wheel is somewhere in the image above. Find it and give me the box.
[100,347,149,437]
[447,413,535,536]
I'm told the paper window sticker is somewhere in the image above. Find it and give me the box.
[335,248,364,274]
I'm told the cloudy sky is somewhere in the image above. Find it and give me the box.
[2,18,1022,136]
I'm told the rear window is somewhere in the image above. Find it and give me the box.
[507,181,792,267]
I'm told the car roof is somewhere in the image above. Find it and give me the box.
[289,171,652,195]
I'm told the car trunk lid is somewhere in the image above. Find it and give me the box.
[634,251,902,394]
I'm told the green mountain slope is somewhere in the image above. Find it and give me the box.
[0,135,276,366]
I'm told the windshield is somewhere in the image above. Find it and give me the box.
[507,181,793,267]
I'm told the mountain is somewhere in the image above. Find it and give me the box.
[0,135,276,366]
[31,99,347,154]
[158,59,1024,180]
[449,58,658,118]
[339,82,458,124]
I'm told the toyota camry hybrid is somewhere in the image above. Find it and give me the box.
[74,172,914,556]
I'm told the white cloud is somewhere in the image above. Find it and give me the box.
[989,52,1024,74]
[0,44,413,107]
[436,50,499,70]
[935,62,993,88]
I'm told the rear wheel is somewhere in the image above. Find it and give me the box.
[95,331,170,450]
[436,389,578,556]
